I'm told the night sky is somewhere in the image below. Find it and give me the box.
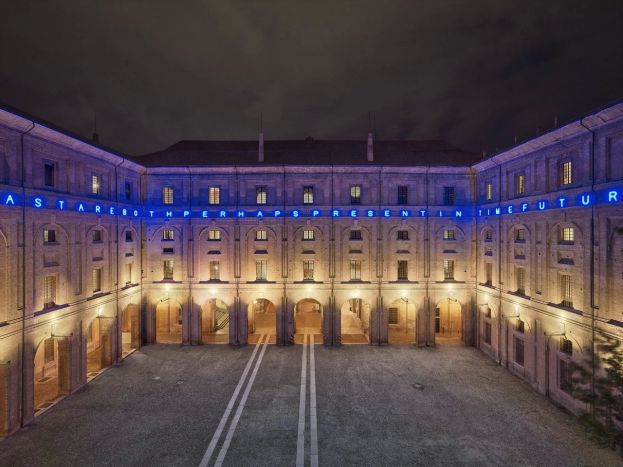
[1,1,622,157]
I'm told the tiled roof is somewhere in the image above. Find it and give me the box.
[133,138,479,167]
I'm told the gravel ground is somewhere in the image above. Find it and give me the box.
[0,343,620,467]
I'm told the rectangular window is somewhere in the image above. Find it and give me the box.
[397,260,408,280]
[208,229,221,241]
[443,229,455,240]
[443,186,455,206]
[559,359,573,393]
[349,230,362,241]
[350,185,361,204]
[560,337,573,355]
[350,260,362,281]
[397,230,409,241]
[516,267,526,295]
[443,259,454,280]
[92,230,102,243]
[43,337,55,364]
[44,275,56,308]
[515,319,525,334]
[397,186,408,205]
[514,337,525,366]
[255,229,267,241]
[516,228,526,242]
[162,247,174,254]
[256,186,267,205]
[561,161,573,186]
[303,260,314,280]
[485,262,493,285]
[256,260,267,281]
[92,268,102,293]
[124,181,132,201]
[209,186,220,205]
[92,175,101,195]
[485,230,493,241]
[163,260,174,280]
[303,186,314,204]
[484,321,492,345]
[162,229,174,241]
[209,261,220,280]
[388,307,399,324]
[125,230,133,242]
[515,173,525,195]
[561,274,573,307]
[485,182,492,201]
[44,162,55,187]
[43,229,56,244]
[162,186,174,205]
[303,229,315,241]
[561,227,574,243]
[125,263,132,285]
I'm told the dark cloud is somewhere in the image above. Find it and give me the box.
[1,0,622,157]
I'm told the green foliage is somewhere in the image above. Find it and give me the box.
[569,330,623,452]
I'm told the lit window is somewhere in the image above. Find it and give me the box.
[43,275,56,308]
[303,229,315,241]
[44,162,55,187]
[443,259,454,280]
[209,186,220,205]
[43,229,56,243]
[125,263,132,285]
[516,267,526,295]
[516,228,526,242]
[162,229,174,241]
[92,268,102,293]
[92,175,101,195]
[163,260,174,280]
[208,229,221,241]
[443,229,455,240]
[256,186,267,205]
[350,260,362,280]
[303,260,314,280]
[485,182,492,201]
[443,187,455,206]
[515,174,525,195]
[397,260,408,280]
[92,230,102,243]
[350,185,361,204]
[397,230,409,241]
[560,274,573,307]
[162,186,174,205]
[349,230,362,241]
[561,227,574,243]
[255,229,267,241]
[561,161,573,186]
[397,186,408,204]
[209,261,220,280]
[303,186,314,204]
[256,260,267,280]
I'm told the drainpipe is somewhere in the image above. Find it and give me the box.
[187,167,192,345]
[113,158,125,362]
[19,120,35,427]
[579,117,597,419]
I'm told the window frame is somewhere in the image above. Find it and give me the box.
[256,186,267,205]
[350,185,361,204]
[162,186,174,205]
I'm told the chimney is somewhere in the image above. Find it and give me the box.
[366,132,374,162]
[258,132,264,162]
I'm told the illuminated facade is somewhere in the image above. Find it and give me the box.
[1,102,623,436]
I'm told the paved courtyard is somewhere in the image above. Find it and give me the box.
[0,341,620,467]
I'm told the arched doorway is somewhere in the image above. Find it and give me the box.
[86,317,113,378]
[387,298,416,344]
[201,299,229,344]
[294,298,322,344]
[340,298,370,344]
[435,298,462,343]
[248,299,276,344]
[121,304,140,357]
[34,337,70,413]
[155,300,183,344]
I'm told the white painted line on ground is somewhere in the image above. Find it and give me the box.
[214,334,270,467]
[309,333,319,467]
[198,334,265,467]
[296,333,308,467]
